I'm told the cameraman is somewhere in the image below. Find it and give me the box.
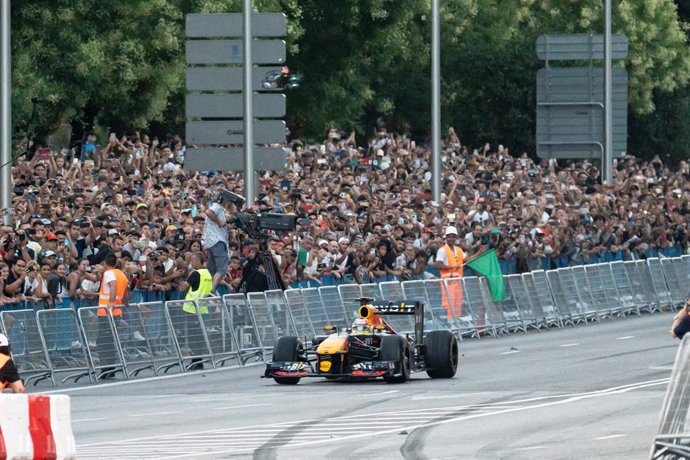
[203,192,234,295]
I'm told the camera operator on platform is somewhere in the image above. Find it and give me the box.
[203,191,236,295]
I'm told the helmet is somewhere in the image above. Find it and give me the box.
[352,317,370,333]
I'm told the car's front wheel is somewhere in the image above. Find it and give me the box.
[424,330,458,378]
[272,336,304,385]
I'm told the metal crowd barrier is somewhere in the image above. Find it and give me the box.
[3,256,688,387]
[651,334,690,459]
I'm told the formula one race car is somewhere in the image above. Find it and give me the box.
[263,298,458,384]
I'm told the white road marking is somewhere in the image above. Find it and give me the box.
[649,366,674,371]
[364,390,399,396]
[560,343,579,347]
[214,403,271,410]
[516,446,547,451]
[500,350,520,355]
[595,434,627,440]
[616,336,635,340]
[129,411,181,418]
[73,417,106,423]
[412,392,489,400]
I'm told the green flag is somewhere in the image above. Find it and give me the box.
[466,249,505,301]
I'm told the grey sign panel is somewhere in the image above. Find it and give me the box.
[536,34,628,61]
[186,66,284,92]
[186,39,286,65]
[186,13,287,38]
[186,93,286,118]
[186,120,286,145]
[184,147,287,171]
[536,67,627,159]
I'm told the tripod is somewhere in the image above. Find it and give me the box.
[257,240,286,291]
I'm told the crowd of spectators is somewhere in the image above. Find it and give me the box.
[1,125,689,312]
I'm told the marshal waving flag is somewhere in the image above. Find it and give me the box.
[466,249,505,301]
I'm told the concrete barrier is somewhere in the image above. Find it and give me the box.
[0,394,75,460]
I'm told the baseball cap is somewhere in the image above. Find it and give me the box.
[166,225,178,232]
[338,237,350,244]
[107,229,119,236]
[44,250,57,257]
[444,226,458,236]
[0,333,8,347]
[318,239,329,247]
[136,203,148,210]
[46,232,58,241]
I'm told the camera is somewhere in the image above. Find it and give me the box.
[218,189,246,208]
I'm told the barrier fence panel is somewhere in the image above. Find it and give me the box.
[648,258,674,311]
[264,289,292,337]
[379,281,404,301]
[301,287,329,331]
[137,301,182,374]
[1,310,53,386]
[522,271,562,328]
[651,334,690,458]
[599,263,625,317]
[625,260,657,313]
[558,267,597,323]
[283,289,316,341]
[77,306,127,380]
[462,277,501,337]
[505,274,542,330]
[338,284,364,318]
[682,255,690,283]
[545,269,576,326]
[197,297,242,368]
[424,279,462,335]
[222,294,265,364]
[247,292,280,351]
[609,261,640,316]
[35,309,92,384]
[570,266,599,322]
[116,304,155,378]
[583,265,617,320]
[494,276,528,333]
[661,258,688,308]
[165,300,215,371]
[401,280,445,332]
[318,286,350,327]
[360,283,382,301]
[442,277,478,338]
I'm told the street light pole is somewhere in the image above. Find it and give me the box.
[603,0,613,184]
[1,0,12,225]
[431,0,441,203]
[243,0,255,206]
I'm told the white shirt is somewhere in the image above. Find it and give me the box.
[203,202,228,249]
[435,244,464,265]
[102,270,116,295]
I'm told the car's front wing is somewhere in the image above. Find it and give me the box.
[263,360,396,379]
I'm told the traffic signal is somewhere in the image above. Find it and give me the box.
[262,66,303,90]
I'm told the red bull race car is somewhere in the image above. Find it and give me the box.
[263,298,458,384]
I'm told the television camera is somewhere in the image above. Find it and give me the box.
[218,190,296,291]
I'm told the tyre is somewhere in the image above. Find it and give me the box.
[380,335,411,383]
[272,336,303,385]
[424,330,458,378]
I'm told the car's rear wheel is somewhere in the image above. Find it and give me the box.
[424,330,458,378]
[272,336,303,385]
[380,335,410,383]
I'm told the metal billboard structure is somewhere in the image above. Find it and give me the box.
[184,13,288,173]
[536,34,628,160]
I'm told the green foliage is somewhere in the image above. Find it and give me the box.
[8,0,690,161]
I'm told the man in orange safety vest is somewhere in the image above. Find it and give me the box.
[434,226,464,320]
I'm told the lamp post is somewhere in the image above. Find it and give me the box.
[1,0,12,224]
[431,0,441,203]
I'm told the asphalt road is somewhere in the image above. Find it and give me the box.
[42,312,679,459]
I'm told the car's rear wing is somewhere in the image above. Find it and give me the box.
[357,298,424,343]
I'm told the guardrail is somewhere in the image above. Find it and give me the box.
[651,333,690,459]
[0,256,687,387]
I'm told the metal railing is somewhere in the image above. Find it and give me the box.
[0,256,687,388]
